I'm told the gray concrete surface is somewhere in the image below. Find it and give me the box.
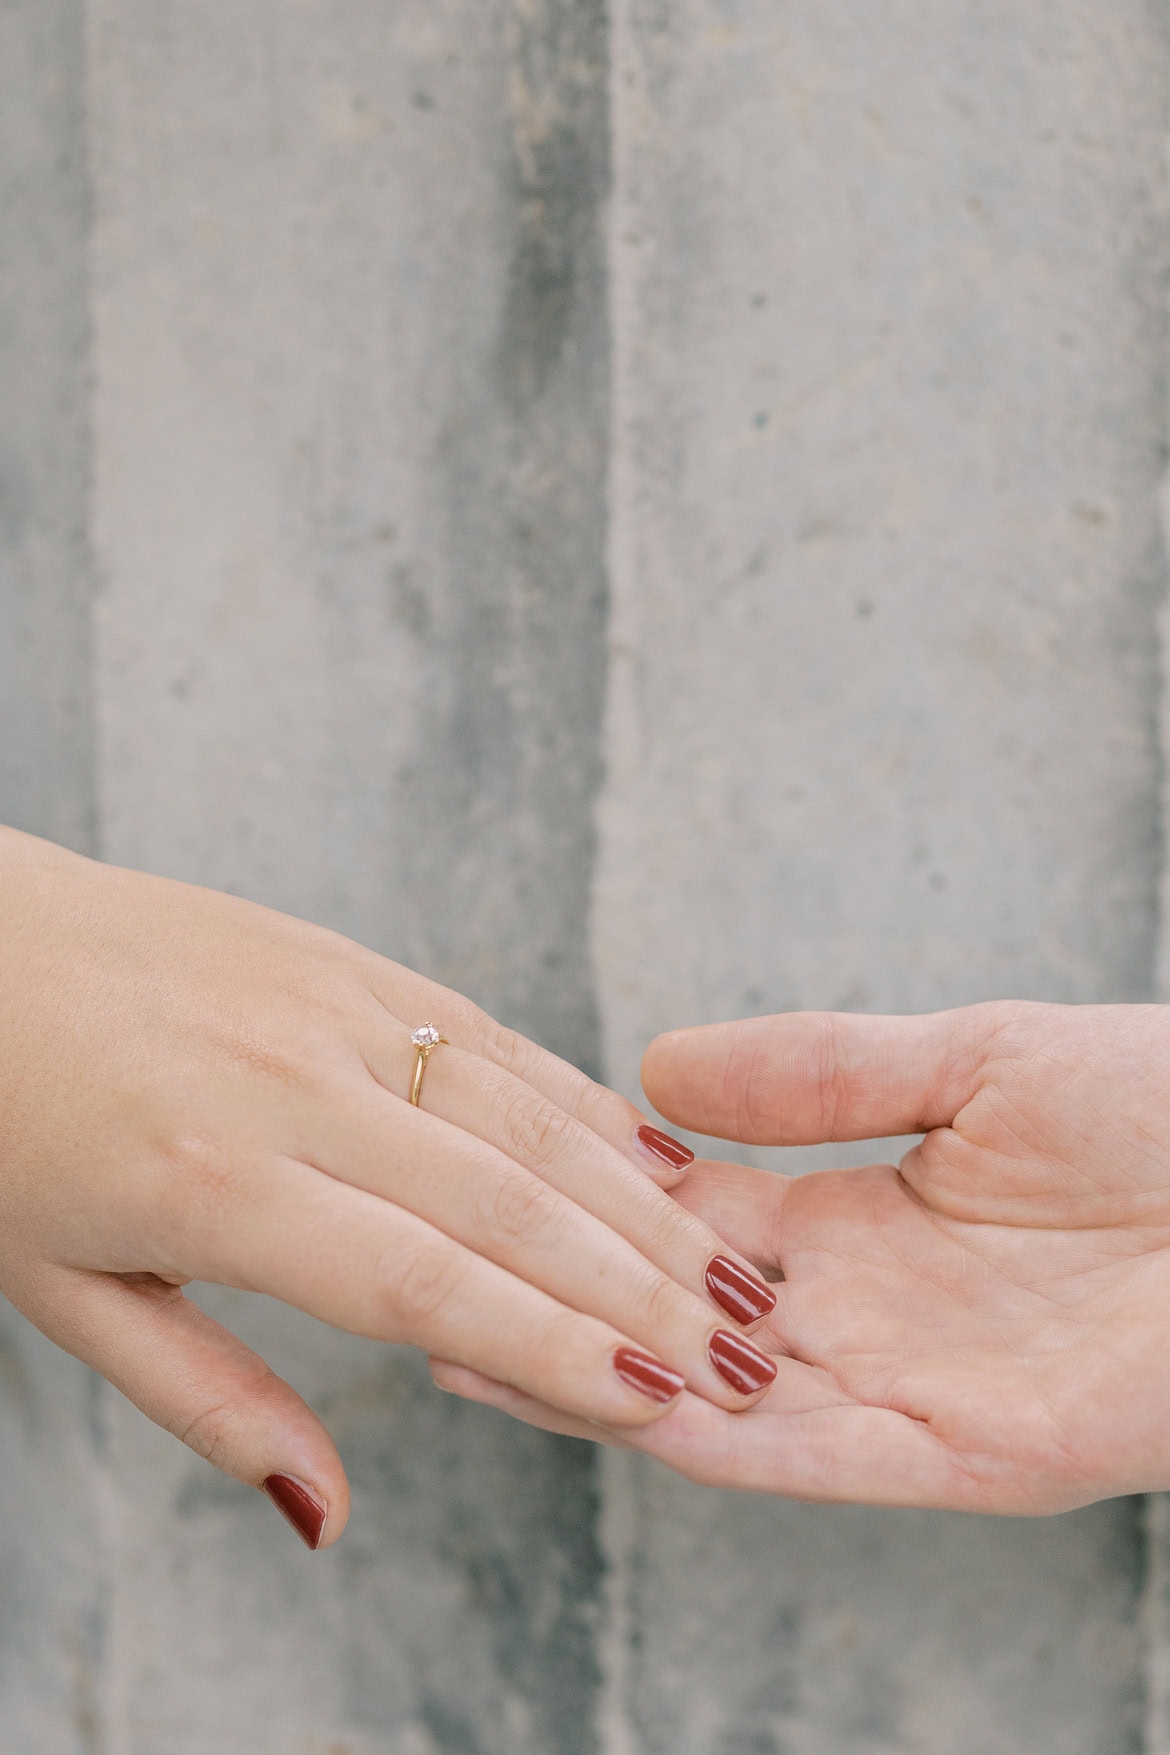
[3,0,1170,1749]
[0,6,104,1750]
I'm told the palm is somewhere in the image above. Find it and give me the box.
[649,1004,1170,1511]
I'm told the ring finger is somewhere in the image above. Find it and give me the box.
[364,1018,781,1337]
[301,1079,781,1411]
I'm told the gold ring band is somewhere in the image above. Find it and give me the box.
[409,1023,449,1106]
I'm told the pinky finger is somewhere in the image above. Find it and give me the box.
[25,1264,348,1550]
[430,1358,633,1448]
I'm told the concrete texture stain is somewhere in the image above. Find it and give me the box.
[498,7,605,409]
[406,0,612,1076]
[0,1330,32,1417]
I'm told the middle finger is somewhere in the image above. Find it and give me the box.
[366,1026,780,1333]
[306,1076,781,1411]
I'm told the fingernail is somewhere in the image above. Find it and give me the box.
[705,1255,778,1325]
[708,1329,779,1396]
[614,1346,686,1404]
[263,1474,327,1550]
[635,1125,695,1170]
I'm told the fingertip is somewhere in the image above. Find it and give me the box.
[704,1252,779,1327]
[631,1122,695,1182]
[261,1442,350,1550]
[316,1514,348,1551]
[641,1026,721,1127]
[707,1328,780,1401]
[640,1027,690,1105]
[262,1474,329,1550]
[612,1344,685,1408]
[55,1271,353,1550]
[433,1352,683,1432]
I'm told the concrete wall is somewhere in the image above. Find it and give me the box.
[2,2,1168,1749]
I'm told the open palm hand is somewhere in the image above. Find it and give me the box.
[437,1002,1170,1513]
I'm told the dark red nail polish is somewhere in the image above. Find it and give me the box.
[708,1329,779,1396]
[263,1475,326,1550]
[614,1346,686,1404]
[636,1125,695,1170]
[705,1255,778,1325]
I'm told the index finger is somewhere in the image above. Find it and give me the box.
[359,959,698,1184]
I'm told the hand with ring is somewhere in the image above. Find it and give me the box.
[0,827,780,1549]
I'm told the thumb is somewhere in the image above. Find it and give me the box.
[641,1004,1008,1146]
[29,1265,348,1550]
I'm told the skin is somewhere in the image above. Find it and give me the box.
[435,1000,1170,1514]
[0,827,777,1548]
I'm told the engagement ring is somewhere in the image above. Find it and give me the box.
[409,1023,448,1106]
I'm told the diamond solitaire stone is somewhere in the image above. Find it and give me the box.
[411,1023,442,1049]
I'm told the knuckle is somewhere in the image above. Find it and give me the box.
[640,1265,689,1332]
[643,1185,702,1256]
[575,1073,634,1137]
[158,1133,245,1219]
[503,1088,573,1167]
[812,1014,853,1140]
[483,1017,527,1075]
[386,1243,462,1335]
[523,1304,586,1379]
[976,998,1035,1060]
[221,1026,329,1095]
[488,1171,559,1244]
[171,1396,240,1470]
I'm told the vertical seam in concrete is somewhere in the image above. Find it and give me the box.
[1155,456,1170,1008]
[79,0,104,881]
[1144,1495,1170,1755]
[1146,503,1170,1750]
[78,4,122,1747]
[1142,114,1170,1752]
[596,5,642,1751]
[77,0,102,878]
[1150,598,1168,1754]
[591,0,650,1098]
[598,1452,640,1755]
